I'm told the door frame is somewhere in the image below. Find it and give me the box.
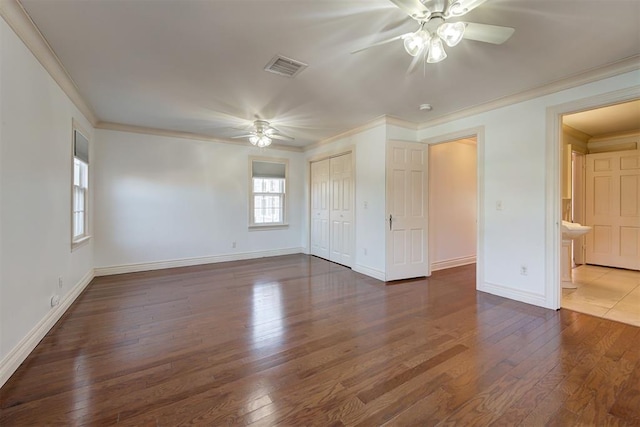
[572,150,586,265]
[423,126,484,291]
[546,87,640,309]
[306,147,356,263]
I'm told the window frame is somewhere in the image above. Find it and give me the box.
[249,157,289,230]
[71,120,91,250]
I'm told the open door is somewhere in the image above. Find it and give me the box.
[385,140,429,281]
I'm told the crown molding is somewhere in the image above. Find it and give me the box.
[305,116,386,151]
[588,129,640,143]
[418,55,640,131]
[0,0,98,125]
[304,115,417,152]
[385,115,419,130]
[96,122,304,152]
[562,124,592,141]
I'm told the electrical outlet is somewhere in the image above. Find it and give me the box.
[58,277,63,288]
[520,265,528,276]
[363,248,368,256]
[364,201,368,209]
[50,295,60,307]
[232,241,236,249]
[496,200,503,211]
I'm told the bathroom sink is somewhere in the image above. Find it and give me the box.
[561,221,592,240]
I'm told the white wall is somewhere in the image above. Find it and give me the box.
[93,130,305,271]
[0,14,4,370]
[429,140,477,269]
[0,18,94,380]
[305,124,390,280]
[418,70,640,308]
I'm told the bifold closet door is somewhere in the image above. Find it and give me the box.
[310,153,353,267]
[311,159,330,260]
[329,153,353,267]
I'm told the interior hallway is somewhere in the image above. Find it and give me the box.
[563,265,640,327]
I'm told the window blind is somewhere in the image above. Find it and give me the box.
[74,130,89,164]
[252,161,285,178]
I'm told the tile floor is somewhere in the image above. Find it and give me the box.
[562,264,640,327]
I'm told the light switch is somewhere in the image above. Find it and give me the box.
[496,200,503,211]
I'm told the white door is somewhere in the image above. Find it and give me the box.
[310,153,354,267]
[310,159,330,260]
[585,149,640,270]
[329,153,353,267]
[386,140,429,281]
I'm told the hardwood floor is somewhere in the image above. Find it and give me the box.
[1,254,639,426]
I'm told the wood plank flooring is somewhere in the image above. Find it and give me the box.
[1,254,639,426]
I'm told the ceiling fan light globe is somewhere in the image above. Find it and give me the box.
[403,36,421,57]
[249,135,259,145]
[403,31,429,57]
[257,135,272,148]
[437,22,465,47]
[427,36,447,63]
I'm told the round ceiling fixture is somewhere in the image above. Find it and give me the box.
[420,103,433,111]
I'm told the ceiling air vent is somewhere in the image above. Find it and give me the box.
[264,55,308,78]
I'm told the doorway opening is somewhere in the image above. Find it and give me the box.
[423,127,484,289]
[557,99,640,326]
[428,137,478,272]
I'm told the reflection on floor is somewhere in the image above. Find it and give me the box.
[562,264,640,327]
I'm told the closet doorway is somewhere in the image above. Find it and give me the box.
[310,152,354,267]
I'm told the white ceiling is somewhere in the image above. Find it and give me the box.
[19,0,640,147]
[563,99,640,137]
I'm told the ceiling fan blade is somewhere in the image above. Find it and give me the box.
[270,133,295,141]
[388,0,430,20]
[351,33,408,54]
[462,22,515,45]
[267,125,294,140]
[231,134,255,139]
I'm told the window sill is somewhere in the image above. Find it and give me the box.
[249,223,289,231]
[71,235,92,251]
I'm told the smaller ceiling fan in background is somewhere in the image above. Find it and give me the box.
[232,119,294,148]
[353,0,515,71]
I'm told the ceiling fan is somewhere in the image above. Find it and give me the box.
[232,120,294,148]
[353,0,514,69]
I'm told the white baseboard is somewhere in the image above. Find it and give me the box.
[0,268,94,388]
[353,264,385,281]
[94,247,305,276]
[478,281,550,309]
[431,255,476,272]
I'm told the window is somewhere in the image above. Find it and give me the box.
[72,125,90,247]
[250,158,288,227]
